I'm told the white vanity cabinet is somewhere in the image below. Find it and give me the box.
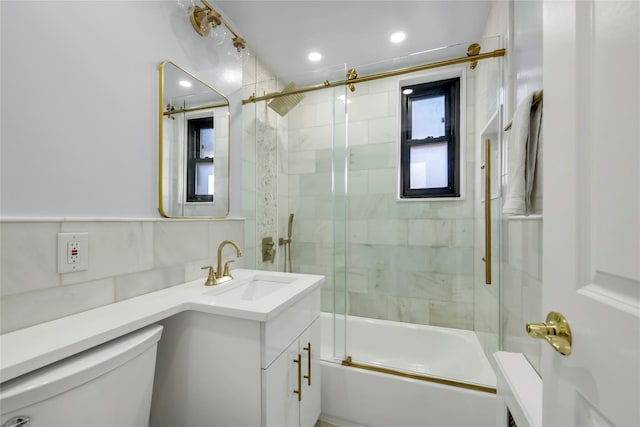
[263,318,321,427]
[150,287,321,427]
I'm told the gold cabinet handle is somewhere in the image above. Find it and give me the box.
[303,342,311,386]
[526,312,572,356]
[293,354,302,401]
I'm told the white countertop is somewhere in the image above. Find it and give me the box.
[0,269,324,383]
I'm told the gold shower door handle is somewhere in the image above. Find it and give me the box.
[293,354,302,401]
[526,312,572,356]
[481,138,492,285]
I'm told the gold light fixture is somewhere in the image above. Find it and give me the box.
[182,0,249,60]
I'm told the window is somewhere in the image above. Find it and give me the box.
[400,77,460,198]
[186,116,215,203]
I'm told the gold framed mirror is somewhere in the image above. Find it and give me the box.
[158,60,230,218]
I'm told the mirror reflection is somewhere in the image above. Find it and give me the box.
[158,61,230,217]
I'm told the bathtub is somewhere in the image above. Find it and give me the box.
[319,313,497,427]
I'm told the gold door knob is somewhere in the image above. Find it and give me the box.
[526,311,572,356]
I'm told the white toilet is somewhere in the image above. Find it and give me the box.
[0,324,163,427]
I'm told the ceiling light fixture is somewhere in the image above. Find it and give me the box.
[308,52,322,62]
[179,80,193,88]
[180,0,249,62]
[390,31,406,43]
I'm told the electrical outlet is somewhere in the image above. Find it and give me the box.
[57,232,89,273]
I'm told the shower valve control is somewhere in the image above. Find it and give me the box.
[262,237,276,263]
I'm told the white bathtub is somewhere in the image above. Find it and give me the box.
[319,313,497,427]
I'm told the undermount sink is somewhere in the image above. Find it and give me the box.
[205,275,297,302]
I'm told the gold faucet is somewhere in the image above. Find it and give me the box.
[216,240,243,280]
[201,240,243,286]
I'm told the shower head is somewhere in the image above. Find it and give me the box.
[267,82,305,117]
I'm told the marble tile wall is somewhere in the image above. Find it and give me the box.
[471,1,544,371]
[242,55,290,272]
[0,219,244,333]
[287,87,342,313]
[288,69,478,330]
[501,218,543,372]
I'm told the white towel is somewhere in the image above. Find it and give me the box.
[527,98,543,213]
[503,92,542,215]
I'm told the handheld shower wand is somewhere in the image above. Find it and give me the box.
[279,214,295,272]
[288,213,294,240]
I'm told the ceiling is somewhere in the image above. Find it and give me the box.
[216,1,493,86]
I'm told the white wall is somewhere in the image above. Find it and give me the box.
[0,1,247,333]
[0,0,243,218]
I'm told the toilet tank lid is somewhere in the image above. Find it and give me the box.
[0,324,163,415]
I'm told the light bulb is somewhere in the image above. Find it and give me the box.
[177,0,195,11]
[228,46,250,64]
[198,12,227,45]
[209,24,227,46]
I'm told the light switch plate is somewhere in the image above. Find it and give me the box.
[57,232,89,273]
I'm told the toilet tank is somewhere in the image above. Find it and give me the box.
[0,324,163,427]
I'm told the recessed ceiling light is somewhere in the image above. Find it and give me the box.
[308,52,322,62]
[402,88,413,95]
[390,31,406,43]
[179,80,192,88]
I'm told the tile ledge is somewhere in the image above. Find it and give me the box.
[0,216,246,223]
[506,214,543,221]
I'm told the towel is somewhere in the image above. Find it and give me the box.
[503,91,543,215]
[527,98,543,213]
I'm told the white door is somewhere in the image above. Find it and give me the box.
[542,1,640,426]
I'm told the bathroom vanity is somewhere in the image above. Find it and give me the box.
[0,270,323,427]
[150,279,321,427]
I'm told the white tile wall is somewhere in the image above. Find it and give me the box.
[500,218,543,372]
[1,278,115,332]
[0,218,244,333]
[1,222,60,296]
[242,56,292,272]
[286,66,478,330]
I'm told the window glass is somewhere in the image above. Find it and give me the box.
[199,128,215,158]
[186,116,214,202]
[411,96,445,139]
[196,163,214,196]
[400,76,460,198]
[409,142,448,189]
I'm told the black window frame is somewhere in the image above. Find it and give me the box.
[186,116,214,203]
[400,77,461,199]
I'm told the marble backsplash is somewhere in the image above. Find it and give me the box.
[243,55,291,273]
[0,218,244,333]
